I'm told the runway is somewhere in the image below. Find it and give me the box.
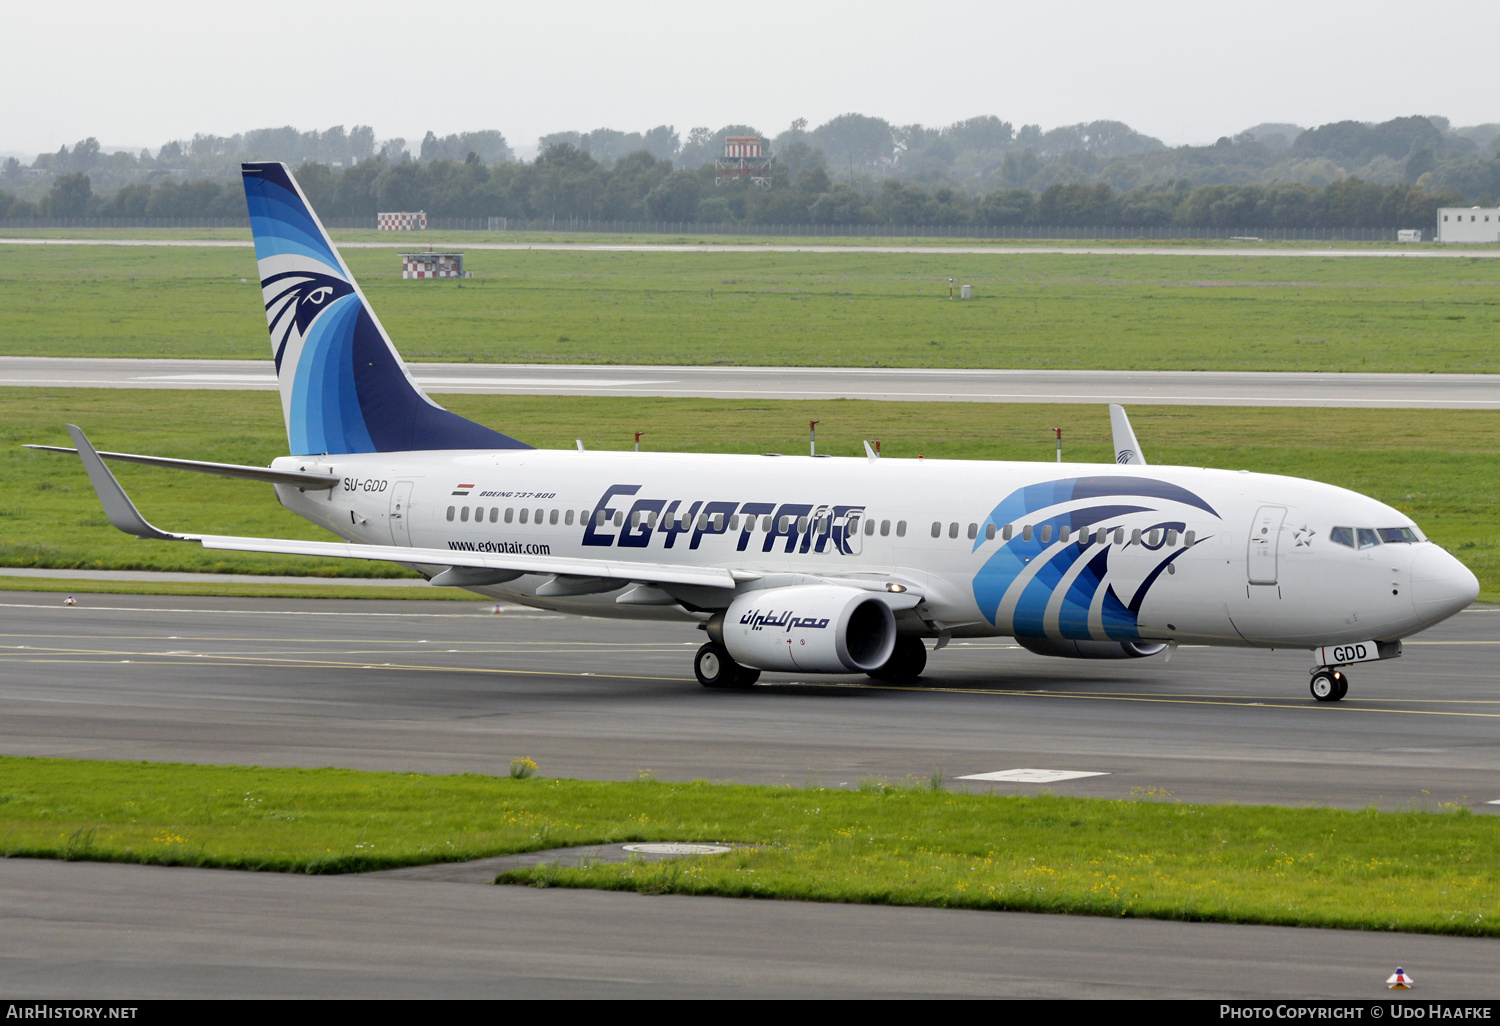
[5,356,1499,408]
[3,592,1497,808]
[4,591,1499,996]
[4,236,1499,259]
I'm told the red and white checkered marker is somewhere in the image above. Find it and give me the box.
[377,211,427,231]
[1386,967,1413,989]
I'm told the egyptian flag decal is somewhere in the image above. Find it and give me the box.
[452,484,475,496]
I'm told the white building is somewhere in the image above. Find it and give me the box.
[1437,207,1500,243]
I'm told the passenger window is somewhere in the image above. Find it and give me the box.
[1330,527,1355,548]
[948,522,959,539]
[550,509,559,525]
[1021,525,1033,542]
[534,508,543,524]
[614,511,624,527]
[865,519,875,536]
[1184,530,1196,546]
[1357,528,1380,549]
[1001,524,1013,541]
[565,510,574,526]
[1131,529,1141,545]
[1147,529,1160,546]
[896,521,907,537]
[931,521,942,538]
[968,523,978,540]
[1077,529,1089,547]
[764,515,775,531]
[1039,525,1052,544]
[880,520,891,537]
[985,523,996,541]
[1166,529,1178,546]
[631,511,642,528]
[519,508,529,524]
[446,506,455,522]
[1113,528,1124,545]
[505,508,514,524]
[777,515,790,532]
[461,507,470,523]
[796,516,808,532]
[594,510,606,527]
[490,507,499,523]
[1059,526,1070,543]
[701,514,712,530]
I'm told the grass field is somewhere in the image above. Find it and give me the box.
[4,243,1498,371]
[1,756,1494,936]
[9,226,1494,249]
[5,387,1500,598]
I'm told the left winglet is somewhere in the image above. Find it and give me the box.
[65,425,189,541]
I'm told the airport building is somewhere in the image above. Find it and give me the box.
[1436,207,1500,243]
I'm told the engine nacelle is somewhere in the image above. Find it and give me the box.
[1015,636,1168,660]
[715,585,896,673]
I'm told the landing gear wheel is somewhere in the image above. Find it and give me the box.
[695,643,757,689]
[868,635,928,684]
[1310,669,1348,702]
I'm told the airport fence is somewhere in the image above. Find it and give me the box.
[0,217,1412,242]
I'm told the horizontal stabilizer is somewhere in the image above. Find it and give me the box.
[26,443,337,489]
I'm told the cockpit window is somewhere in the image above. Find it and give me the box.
[1377,527,1418,544]
[1330,527,1355,548]
[1356,528,1380,549]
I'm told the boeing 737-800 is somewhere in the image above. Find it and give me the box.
[33,162,1480,701]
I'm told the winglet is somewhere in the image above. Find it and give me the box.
[863,440,879,463]
[1109,405,1146,466]
[65,425,187,540]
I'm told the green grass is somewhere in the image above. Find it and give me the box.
[0,756,1495,936]
[6,388,1500,597]
[8,226,1492,249]
[4,243,1499,371]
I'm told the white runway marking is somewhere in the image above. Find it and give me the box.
[957,769,1110,783]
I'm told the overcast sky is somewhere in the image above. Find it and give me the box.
[8,0,1498,158]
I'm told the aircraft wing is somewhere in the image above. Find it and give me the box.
[55,424,745,591]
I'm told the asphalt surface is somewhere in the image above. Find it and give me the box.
[6,356,1500,408]
[3,591,1497,805]
[4,237,1499,258]
[4,591,1498,997]
[5,858,1496,999]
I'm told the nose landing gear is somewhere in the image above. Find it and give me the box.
[1309,668,1349,702]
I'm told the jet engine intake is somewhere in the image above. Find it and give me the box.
[715,585,896,673]
[1015,636,1168,660]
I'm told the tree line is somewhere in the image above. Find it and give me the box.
[0,146,1464,229]
[3,111,1496,226]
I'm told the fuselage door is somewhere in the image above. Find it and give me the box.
[389,480,414,546]
[839,509,864,556]
[1247,505,1286,585]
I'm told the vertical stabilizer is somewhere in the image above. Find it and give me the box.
[1109,404,1146,465]
[242,162,530,455]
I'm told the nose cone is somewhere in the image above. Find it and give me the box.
[1411,545,1480,624]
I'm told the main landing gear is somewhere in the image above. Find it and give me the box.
[867,635,928,684]
[694,642,761,689]
[1309,667,1349,703]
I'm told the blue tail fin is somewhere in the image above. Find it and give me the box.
[241,161,530,455]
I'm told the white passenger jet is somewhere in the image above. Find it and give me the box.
[34,162,1480,701]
